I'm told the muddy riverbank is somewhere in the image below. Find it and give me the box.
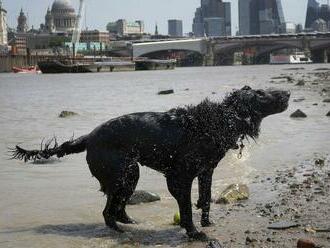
[0,65,329,247]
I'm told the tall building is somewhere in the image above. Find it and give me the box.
[193,7,204,37]
[238,0,285,35]
[168,19,183,37]
[0,0,7,45]
[239,0,252,35]
[305,0,320,29]
[305,1,330,31]
[192,0,231,37]
[17,9,28,33]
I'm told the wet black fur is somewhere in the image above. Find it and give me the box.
[11,86,290,240]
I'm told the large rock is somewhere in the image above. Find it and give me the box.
[290,109,307,118]
[326,111,330,117]
[59,110,78,118]
[128,190,160,205]
[216,184,249,204]
[297,238,316,248]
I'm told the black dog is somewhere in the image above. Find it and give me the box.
[11,86,290,240]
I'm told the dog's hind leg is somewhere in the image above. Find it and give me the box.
[166,175,208,241]
[197,169,214,227]
[116,162,140,224]
[103,194,124,232]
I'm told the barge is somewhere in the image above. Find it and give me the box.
[37,58,176,74]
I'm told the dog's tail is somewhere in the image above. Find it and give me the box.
[9,135,89,162]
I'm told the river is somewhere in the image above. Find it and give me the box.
[0,65,329,247]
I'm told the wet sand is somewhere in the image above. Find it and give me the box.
[0,65,329,247]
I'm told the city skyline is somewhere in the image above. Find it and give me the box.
[2,0,330,35]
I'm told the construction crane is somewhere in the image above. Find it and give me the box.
[71,0,85,57]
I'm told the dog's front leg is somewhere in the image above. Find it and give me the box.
[166,176,208,240]
[197,169,214,227]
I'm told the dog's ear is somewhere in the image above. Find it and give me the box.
[241,86,252,90]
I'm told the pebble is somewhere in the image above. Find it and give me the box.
[290,109,307,118]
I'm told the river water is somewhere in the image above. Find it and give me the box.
[0,65,329,247]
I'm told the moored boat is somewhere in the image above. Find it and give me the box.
[12,66,41,74]
[270,53,312,64]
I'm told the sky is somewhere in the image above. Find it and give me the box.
[3,0,330,35]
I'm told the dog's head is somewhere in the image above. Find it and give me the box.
[224,86,290,119]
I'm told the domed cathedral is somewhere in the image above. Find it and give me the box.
[44,0,77,33]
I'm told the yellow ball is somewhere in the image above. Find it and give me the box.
[173,212,180,225]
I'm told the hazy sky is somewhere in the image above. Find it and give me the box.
[3,0,330,34]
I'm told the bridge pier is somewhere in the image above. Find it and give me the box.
[203,42,215,66]
[312,49,329,63]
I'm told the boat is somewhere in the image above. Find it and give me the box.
[270,52,312,64]
[12,66,41,74]
[135,59,177,71]
[37,58,176,74]
[38,59,136,74]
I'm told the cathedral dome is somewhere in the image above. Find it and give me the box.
[50,0,76,32]
[51,0,75,13]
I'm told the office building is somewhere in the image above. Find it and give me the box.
[238,0,285,35]
[192,0,231,37]
[168,19,183,37]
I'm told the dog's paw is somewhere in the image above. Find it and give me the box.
[188,231,209,241]
[201,219,214,227]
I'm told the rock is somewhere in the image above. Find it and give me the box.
[290,109,307,118]
[158,89,174,95]
[271,76,294,82]
[326,111,330,117]
[293,97,305,102]
[315,159,325,167]
[296,80,305,86]
[206,240,223,248]
[323,98,330,103]
[216,184,249,204]
[268,221,300,230]
[58,111,78,118]
[128,190,160,205]
[297,238,316,248]
[173,212,180,225]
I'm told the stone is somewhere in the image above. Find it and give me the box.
[323,98,330,103]
[293,98,305,102]
[158,89,174,95]
[290,109,307,118]
[297,238,316,248]
[206,240,223,248]
[216,184,249,204]
[268,221,300,230]
[58,111,78,118]
[326,111,330,117]
[128,190,160,205]
[296,80,305,86]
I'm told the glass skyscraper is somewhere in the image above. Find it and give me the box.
[193,0,231,37]
[239,0,285,35]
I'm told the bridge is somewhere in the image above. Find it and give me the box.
[132,32,330,65]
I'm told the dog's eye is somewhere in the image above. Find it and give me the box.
[256,90,266,96]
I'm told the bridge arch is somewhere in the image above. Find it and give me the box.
[132,39,207,58]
